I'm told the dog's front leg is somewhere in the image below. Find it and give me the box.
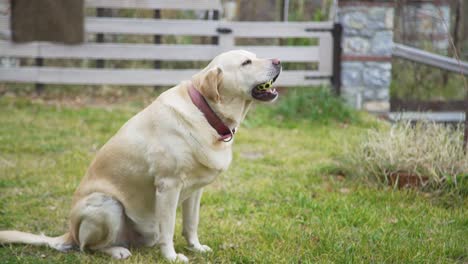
[182,189,212,253]
[155,178,188,263]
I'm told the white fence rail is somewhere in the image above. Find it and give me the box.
[0,42,321,63]
[0,0,335,87]
[393,43,468,75]
[84,0,223,10]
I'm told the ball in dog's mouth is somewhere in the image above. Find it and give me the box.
[251,72,280,102]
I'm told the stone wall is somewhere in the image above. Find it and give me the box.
[338,1,395,112]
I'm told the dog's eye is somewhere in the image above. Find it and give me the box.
[241,59,252,66]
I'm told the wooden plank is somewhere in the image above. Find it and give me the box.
[0,15,10,40]
[0,67,197,85]
[222,21,333,38]
[86,17,217,36]
[235,46,320,63]
[279,71,330,86]
[0,67,329,86]
[1,15,333,38]
[393,43,468,75]
[2,15,334,38]
[85,0,222,10]
[0,42,218,60]
[219,34,234,50]
[0,15,7,24]
[0,41,322,62]
[390,98,467,111]
[389,112,465,123]
[318,33,333,74]
[85,18,333,37]
[0,0,8,18]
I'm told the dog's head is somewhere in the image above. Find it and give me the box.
[192,50,281,103]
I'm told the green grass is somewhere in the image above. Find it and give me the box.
[0,93,467,263]
[390,58,466,100]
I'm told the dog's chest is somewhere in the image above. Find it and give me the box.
[178,144,232,198]
[179,165,219,198]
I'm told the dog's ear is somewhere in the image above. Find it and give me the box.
[193,67,223,103]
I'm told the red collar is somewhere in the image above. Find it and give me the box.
[188,84,236,142]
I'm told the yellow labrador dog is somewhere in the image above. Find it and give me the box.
[0,50,281,262]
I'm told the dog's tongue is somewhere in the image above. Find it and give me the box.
[252,87,278,101]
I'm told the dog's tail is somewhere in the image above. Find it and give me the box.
[0,230,75,252]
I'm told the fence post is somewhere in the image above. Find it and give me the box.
[464,92,467,153]
[153,9,161,68]
[153,9,161,90]
[34,58,44,95]
[96,8,105,68]
[212,10,219,45]
[331,23,342,96]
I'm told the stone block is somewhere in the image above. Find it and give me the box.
[343,27,374,38]
[368,8,386,30]
[362,88,376,101]
[341,62,364,87]
[363,101,390,113]
[371,31,393,55]
[343,37,370,55]
[341,11,368,30]
[375,87,390,100]
[363,64,391,88]
[365,62,392,71]
[341,86,364,109]
[385,8,394,29]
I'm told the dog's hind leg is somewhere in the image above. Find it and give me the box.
[70,192,131,259]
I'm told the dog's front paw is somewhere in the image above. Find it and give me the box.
[161,247,189,263]
[165,253,189,263]
[186,243,212,253]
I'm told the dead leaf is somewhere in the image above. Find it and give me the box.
[339,188,351,194]
[240,151,264,160]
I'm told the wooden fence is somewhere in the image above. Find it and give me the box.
[0,0,338,89]
[391,43,468,149]
[391,43,467,117]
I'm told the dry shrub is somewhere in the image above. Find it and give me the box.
[341,121,468,194]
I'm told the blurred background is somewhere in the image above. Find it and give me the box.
[0,0,466,109]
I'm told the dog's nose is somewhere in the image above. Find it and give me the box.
[272,58,281,65]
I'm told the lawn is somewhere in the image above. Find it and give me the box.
[0,94,466,263]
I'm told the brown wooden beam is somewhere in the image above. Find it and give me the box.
[390,98,467,112]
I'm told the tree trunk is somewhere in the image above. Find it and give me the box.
[443,0,461,85]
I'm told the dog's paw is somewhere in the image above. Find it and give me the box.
[102,246,132,259]
[165,253,189,263]
[50,243,74,252]
[186,244,212,253]
[161,244,189,262]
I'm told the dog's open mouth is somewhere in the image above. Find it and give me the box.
[251,72,280,101]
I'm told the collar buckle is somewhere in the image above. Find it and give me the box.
[219,128,236,142]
